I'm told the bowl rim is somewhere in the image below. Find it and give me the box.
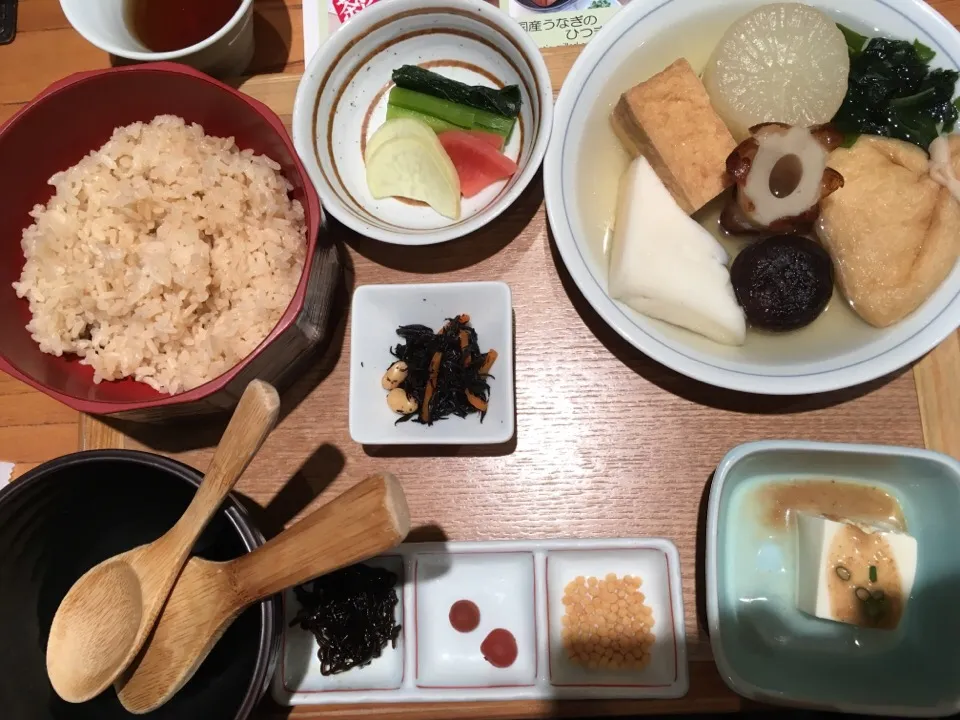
[291,0,554,246]
[543,0,960,396]
[0,62,323,414]
[0,448,282,720]
[59,0,255,61]
[705,439,960,716]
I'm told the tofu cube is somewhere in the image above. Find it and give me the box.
[795,513,917,628]
[610,58,736,214]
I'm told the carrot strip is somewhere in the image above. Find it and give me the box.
[440,314,470,334]
[466,391,488,413]
[478,349,498,375]
[421,351,442,423]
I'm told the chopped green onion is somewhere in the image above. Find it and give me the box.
[835,566,851,581]
[869,565,877,583]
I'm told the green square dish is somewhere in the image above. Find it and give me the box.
[706,440,960,717]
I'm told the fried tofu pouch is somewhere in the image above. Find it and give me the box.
[816,135,960,328]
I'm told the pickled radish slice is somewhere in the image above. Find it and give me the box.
[366,120,461,219]
[702,3,849,141]
[365,117,439,164]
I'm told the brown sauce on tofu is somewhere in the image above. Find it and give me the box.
[759,478,905,534]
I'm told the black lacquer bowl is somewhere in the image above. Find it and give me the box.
[0,450,280,720]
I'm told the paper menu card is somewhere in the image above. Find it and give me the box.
[498,0,621,48]
[301,0,623,61]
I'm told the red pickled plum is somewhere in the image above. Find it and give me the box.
[480,628,518,668]
[449,600,480,633]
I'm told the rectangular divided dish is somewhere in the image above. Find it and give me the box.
[273,539,688,705]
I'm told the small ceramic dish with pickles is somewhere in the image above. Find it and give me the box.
[707,440,960,717]
[292,0,552,245]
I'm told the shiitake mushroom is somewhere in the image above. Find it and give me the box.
[730,235,834,332]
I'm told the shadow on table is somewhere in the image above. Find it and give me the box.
[232,442,347,538]
[249,0,294,74]
[695,472,714,640]
[346,170,544,273]
[545,227,911,414]
[362,435,518,458]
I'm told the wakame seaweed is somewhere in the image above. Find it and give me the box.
[291,564,402,676]
[389,314,496,426]
[832,25,960,149]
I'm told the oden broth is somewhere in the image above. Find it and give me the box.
[574,9,882,365]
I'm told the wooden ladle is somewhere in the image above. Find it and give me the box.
[116,472,410,714]
[45,380,281,704]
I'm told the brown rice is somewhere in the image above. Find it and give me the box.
[13,115,306,394]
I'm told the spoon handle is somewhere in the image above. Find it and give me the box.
[228,472,410,606]
[148,380,281,570]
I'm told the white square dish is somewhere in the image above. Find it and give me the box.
[545,544,685,695]
[349,281,515,445]
[415,551,537,688]
[279,555,406,694]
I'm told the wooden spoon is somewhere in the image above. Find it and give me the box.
[45,380,281,703]
[116,472,410,714]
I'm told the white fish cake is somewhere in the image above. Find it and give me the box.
[608,157,746,346]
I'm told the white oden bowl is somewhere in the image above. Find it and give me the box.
[544,0,960,395]
[293,0,552,245]
[349,281,515,445]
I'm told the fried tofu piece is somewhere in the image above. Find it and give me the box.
[611,58,736,214]
[816,136,960,327]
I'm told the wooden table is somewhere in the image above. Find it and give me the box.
[2,1,960,718]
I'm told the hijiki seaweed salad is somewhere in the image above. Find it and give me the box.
[381,314,498,425]
[291,564,402,676]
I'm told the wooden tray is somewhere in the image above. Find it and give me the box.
[75,67,960,719]
[1,6,957,716]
